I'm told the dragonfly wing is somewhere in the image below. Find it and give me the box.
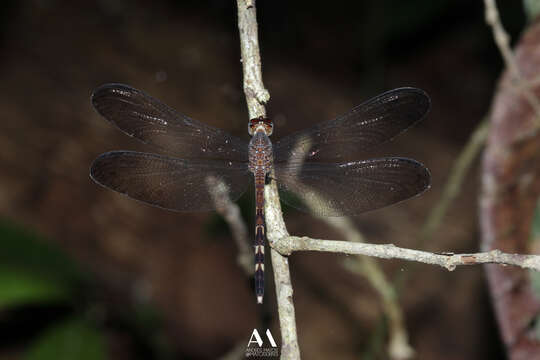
[274,158,431,216]
[92,83,248,161]
[90,151,250,212]
[273,88,430,163]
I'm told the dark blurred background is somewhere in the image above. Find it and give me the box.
[0,0,527,359]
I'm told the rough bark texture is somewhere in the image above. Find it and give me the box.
[480,20,540,360]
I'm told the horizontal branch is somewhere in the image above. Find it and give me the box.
[272,236,540,271]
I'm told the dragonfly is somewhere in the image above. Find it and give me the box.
[90,83,431,304]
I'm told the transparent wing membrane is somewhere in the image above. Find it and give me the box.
[273,88,430,164]
[90,151,250,212]
[92,83,249,161]
[274,158,431,216]
[90,85,431,215]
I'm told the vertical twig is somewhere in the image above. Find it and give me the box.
[206,175,252,275]
[325,217,414,360]
[266,184,300,359]
[420,119,490,243]
[236,0,270,119]
[236,1,301,358]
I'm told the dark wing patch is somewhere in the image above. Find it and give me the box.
[92,83,248,161]
[274,157,430,216]
[274,88,430,164]
[90,151,250,212]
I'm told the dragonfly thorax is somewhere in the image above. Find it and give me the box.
[248,129,273,175]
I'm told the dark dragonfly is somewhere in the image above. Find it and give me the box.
[90,84,431,304]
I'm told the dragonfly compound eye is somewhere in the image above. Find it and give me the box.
[248,116,273,136]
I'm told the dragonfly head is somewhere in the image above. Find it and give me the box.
[248,116,273,136]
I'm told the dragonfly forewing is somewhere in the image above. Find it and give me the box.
[273,87,430,164]
[92,84,249,161]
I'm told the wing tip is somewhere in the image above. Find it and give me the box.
[92,82,133,97]
[394,157,432,194]
[89,151,135,186]
[390,87,431,119]
[89,151,115,187]
[91,82,134,105]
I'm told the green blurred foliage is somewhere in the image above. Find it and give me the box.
[361,317,388,360]
[0,220,83,309]
[0,218,172,359]
[0,267,71,308]
[524,0,540,20]
[530,199,540,244]
[530,200,540,291]
[24,318,107,360]
[529,199,540,340]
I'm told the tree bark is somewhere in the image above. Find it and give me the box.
[480,19,540,360]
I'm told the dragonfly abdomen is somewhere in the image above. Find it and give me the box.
[254,177,265,304]
[248,129,273,304]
